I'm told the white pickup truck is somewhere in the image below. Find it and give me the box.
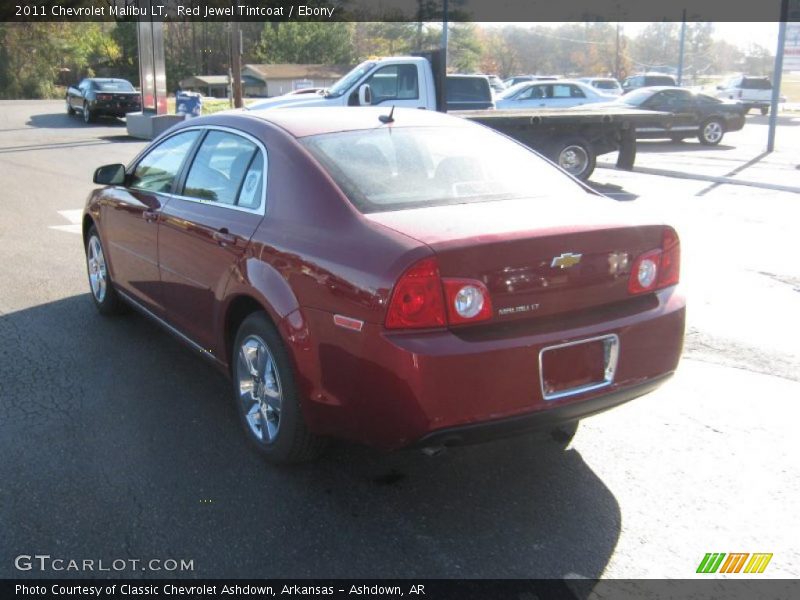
[248,52,666,181]
[715,75,774,115]
[249,56,494,112]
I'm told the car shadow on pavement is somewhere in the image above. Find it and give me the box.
[746,114,800,127]
[635,141,736,153]
[26,112,127,129]
[0,295,622,580]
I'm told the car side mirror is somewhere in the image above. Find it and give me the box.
[358,84,372,106]
[93,163,126,186]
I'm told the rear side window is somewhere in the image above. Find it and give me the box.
[130,130,201,193]
[182,131,262,207]
[446,78,491,102]
[742,78,771,90]
[516,84,545,100]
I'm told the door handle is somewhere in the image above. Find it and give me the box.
[212,229,237,246]
[143,210,159,223]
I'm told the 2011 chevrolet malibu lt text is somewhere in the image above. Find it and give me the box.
[83,107,685,464]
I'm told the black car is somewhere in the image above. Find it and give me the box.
[66,78,141,123]
[613,87,746,145]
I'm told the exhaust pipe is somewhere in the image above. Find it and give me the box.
[420,446,446,457]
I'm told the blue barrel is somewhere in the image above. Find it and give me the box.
[176,91,202,118]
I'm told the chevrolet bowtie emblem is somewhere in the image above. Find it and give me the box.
[550,252,582,269]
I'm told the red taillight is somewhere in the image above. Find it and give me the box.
[385,258,493,329]
[385,258,446,329]
[628,227,681,294]
[658,226,680,288]
[97,93,112,101]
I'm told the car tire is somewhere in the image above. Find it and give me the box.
[760,106,769,116]
[554,137,596,180]
[83,102,95,123]
[232,312,327,464]
[698,118,725,145]
[66,99,75,116]
[550,421,579,448]
[85,226,125,315]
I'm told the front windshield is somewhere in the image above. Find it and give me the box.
[499,82,530,99]
[300,125,584,214]
[325,61,375,98]
[618,89,653,106]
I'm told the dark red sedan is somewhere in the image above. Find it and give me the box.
[84,107,685,463]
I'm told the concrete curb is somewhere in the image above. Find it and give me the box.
[596,162,800,194]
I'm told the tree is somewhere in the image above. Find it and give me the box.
[256,22,355,65]
[630,22,680,71]
[448,23,483,72]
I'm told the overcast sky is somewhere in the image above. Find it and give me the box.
[485,22,780,52]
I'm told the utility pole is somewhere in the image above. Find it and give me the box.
[231,20,243,108]
[677,8,687,85]
[615,22,621,80]
[768,0,789,152]
[441,0,449,68]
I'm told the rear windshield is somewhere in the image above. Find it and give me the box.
[742,77,772,90]
[300,126,583,214]
[593,80,620,90]
[446,77,491,101]
[95,80,135,92]
[647,76,676,86]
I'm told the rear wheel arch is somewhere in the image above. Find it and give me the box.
[82,214,96,246]
[224,295,275,373]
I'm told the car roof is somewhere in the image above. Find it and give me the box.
[238,106,475,138]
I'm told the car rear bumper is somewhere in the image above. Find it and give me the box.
[291,286,685,450]
[413,372,671,448]
[94,103,141,116]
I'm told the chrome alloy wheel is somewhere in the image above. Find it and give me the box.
[236,335,282,443]
[87,235,108,302]
[559,144,589,176]
[703,121,723,143]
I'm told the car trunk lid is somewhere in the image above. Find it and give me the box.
[366,196,664,323]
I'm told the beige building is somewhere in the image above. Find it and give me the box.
[241,64,349,97]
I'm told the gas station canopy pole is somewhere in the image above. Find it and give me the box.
[767,0,790,152]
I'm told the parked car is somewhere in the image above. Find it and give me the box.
[621,73,677,94]
[579,77,623,96]
[495,80,616,110]
[715,75,774,115]
[503,75,559,87]
[608,86,746,145]
[84,107,684,463]
[484,74,507,95]
[66,78,141,123]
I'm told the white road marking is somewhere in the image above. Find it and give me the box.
[49,209,83,234]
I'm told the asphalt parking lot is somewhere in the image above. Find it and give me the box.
[1,100,798,579]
